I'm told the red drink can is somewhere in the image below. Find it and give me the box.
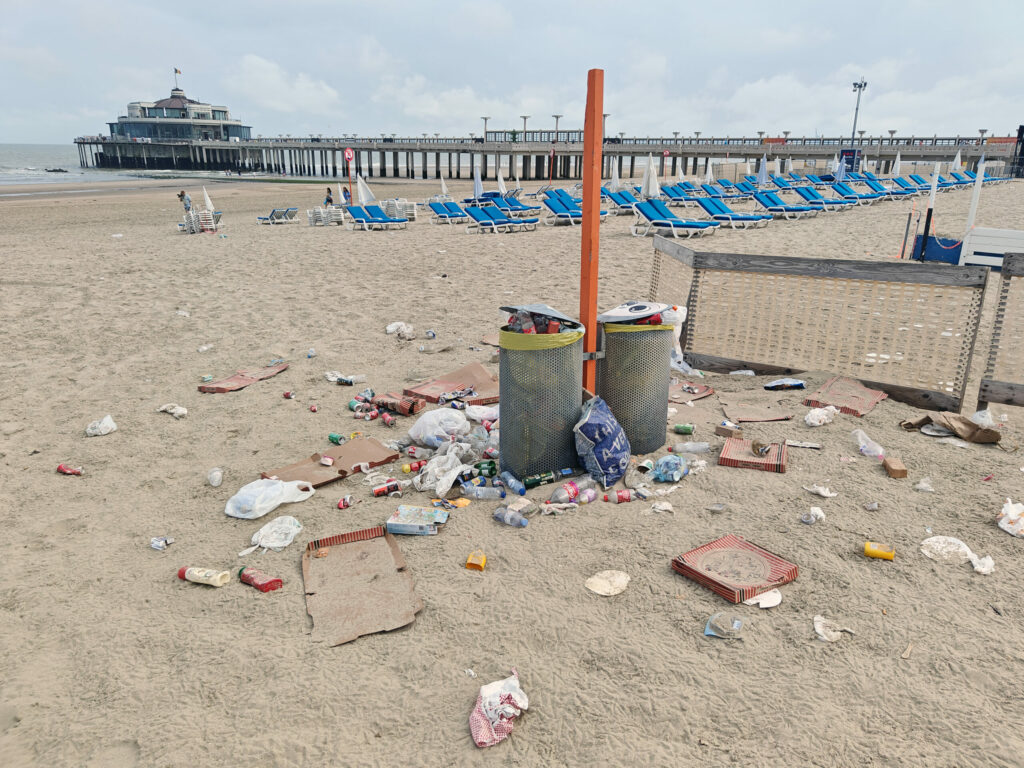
[381,412,396,427]
[309,404,319,413]
[238,567,283,593]
[363,409,379,421]
[337,495,354,509]
[373,480,401,497]
[283,391,295,399]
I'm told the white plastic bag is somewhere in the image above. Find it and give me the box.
[408,408,470,447]
[920,535,994,574]
[85,415,117,437]
[852,428,884,460]
[969,409,998,429]
[412,451,469,497]
[464,405,499,423]
[239,515,303,555]
[224,479,314,519]
[804,406,839,427]
[997,498,1024,538]
[385,321,415,340]
[157,403,188,419]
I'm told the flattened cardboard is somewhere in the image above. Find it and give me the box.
[718,438,787,473]
[302,527,423,646]
[803,376,887,417]
[719,395,794,423]
[899,412,1000,444]
[199,363,289,393]
[672,534,798,603]
[261,437,399,487]
[403,362,499,405]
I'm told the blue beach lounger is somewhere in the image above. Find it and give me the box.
[694,197,771,228]
[830,182,885,205]
[793,186,855,210]
[630,200,719,238]
[752,192,820,219]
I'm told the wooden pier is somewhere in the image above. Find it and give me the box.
[73,133,1015,180]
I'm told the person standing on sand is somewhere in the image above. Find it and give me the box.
[324,187,333,206]
[177,190,192,212]
[342,187,351,205]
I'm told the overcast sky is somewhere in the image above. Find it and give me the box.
[2,0,1021,144]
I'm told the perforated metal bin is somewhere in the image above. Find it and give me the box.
[498,326,584,478]
[596,323,673,455]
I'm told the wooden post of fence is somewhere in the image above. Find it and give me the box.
[580,68,604,392]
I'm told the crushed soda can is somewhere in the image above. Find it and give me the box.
[349,431,364,440]
[372,480,401,497]
[57,463,83,476]
[362,409,379,421]
[751,440,771,457]
[381,412,396,427]
[328,433,346,445]
[150,536,175,551]
[482,446,499,459]
[200,375,213,383]
[337,495,354,509]
[309,404,319,413]
[355,387,375,402]
[283,391,296,399]
[449,400,467,410]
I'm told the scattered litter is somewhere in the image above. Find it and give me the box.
[840,455,858,463]
[706,503,728,514]
[804,406,840,427]
[469,670,528,748]
[385,321,416,340]
[900,412,1000,444]
[175,309,190,317]
[239,515,303,555]
[938,437,970,449]
[883,457,908,478]
[786,440,822,450]
[804,377,887,416]
[404,362,499,406]
[920,423,954,437]
[178,567,230,587]
[803,484,838,498]
[150,536,174,551]
[765,378,805,390]
[238,567,283,592]
[814,615,855,642]
[465,668,477,678]
[720,397,793,422]
[199,363,288,394]
[863,501,880,511]
[386,505,450,535]
[207,467,223,487]
[920,536,994,574]
[57,463,83,476]
[914,477,935,493]
[651,501,674,514]
[224,479,315,519]
[672,534,798,603]
[261,437,398,488]
[668,379,713,404]
[85,415,117,437]
[704,613,743,639]
[306,348,317,358]
[197,344,213,353]
[901,643,914,660]
[852,429,884,460]
[743,588,782,609]
[718,438,787,473]
[970,409,998,429]
[729,370,755,376]
[997,498,1024,538]
[801,507,825,525]
[157,403,188,419]
[111,233,123,238]
[585,570,631,596]
[982,473,994,482]
[864,541,895,560]
[652,455,688,482]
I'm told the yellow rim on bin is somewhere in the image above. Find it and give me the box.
[499,328,585,351]
[603,323,674,333]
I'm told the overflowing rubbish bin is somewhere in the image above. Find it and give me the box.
[498,304,584,478]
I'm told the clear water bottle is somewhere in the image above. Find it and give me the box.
[462,484,506,500]
[852,429,885,460]
[207,467,223,487]
[548,477,597,503]
[493,507,528,527]
[499,471,526,496]
[668,442,709,454]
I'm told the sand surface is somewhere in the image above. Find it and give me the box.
[1,175,1023,767]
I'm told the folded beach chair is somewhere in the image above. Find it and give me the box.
[793,186,855,211]
[480,205,537,231]
[466,205,512,233]
[892,176,929,194]
[306,208,325,226]
[863,178,915,198]
[429,201,467,224]
[752,192,820,219]
[345,205,390,231]
[910,173,955,191]
[631,200,719,238]
[326,206,345,225]
[661,185,699,206]
[365,204,408,229]
[701,183,747,200]
[694,197,771,228]
[257,208,287,224]
[830,181,885,205]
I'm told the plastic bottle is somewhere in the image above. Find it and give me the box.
[524,469,574,489]
[515,310,537,334]
[548,477,597,504]
[406,446,435,459]
[461,484,506,500]
[604,489,640,504]
[177,567,230,587]
[238,567,283,592]
[577,488,598,504]
[668,442,710,454]
[493,507,528,527]
[307,348,317,358]
[500,471,526,496]
[852,429,885,460]
[207,467,223,487]
[336,374,367,386]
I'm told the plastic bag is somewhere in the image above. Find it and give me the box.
[652,454,688,482]
[573,397,630,488]
[157,403,188,419]
[852,428,884,460]
[412,450,470,497]
[805,406,839,427]
[408,409,471,448]
[224,479,314,519]
[239,515,303,555]
[385,321,415,340]
[997,498,1024,538]
[464,405,499,423]
[969,409,997,429]
[85,415,117,437]
[920,535,994,574]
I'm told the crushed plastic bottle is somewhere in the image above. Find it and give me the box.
[462,484,506,500]
[499,471,526,496]
[207,467,223,487]
[493,507,528,527]
[548,477,597,504]
[852,429,885,460]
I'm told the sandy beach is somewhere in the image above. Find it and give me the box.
[1,175,1023,767]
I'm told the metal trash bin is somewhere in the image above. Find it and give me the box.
[499,310,584,479]
[596,321,674,456]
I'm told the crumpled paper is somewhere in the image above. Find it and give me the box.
[997,498,1024,538]
[385,321,416,340]
[920,535,994,574]
[85,415,117,437]
[157,403,188,420]
[469,670,528,748]
[803,484,838,498]
[805,406,840,427]
[814,615,855,642]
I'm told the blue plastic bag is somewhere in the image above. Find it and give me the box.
[573,397,630,488]
[652,454,688,482]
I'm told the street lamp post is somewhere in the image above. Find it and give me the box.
[520,115,530,138]
[481,116,490,140]
[552,114,563,139]
[849,79,868,167]
[979,128,988,146]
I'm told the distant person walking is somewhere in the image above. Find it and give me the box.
[177,190,192,212]
[324,187,333,206]
[342,187,351,205]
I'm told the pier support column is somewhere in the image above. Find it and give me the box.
[456,152,461,179]
[629,156,635,178]
[422,152,427,179]
[435,152,441,179]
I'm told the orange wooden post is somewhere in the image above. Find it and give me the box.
[580,68,604,392]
